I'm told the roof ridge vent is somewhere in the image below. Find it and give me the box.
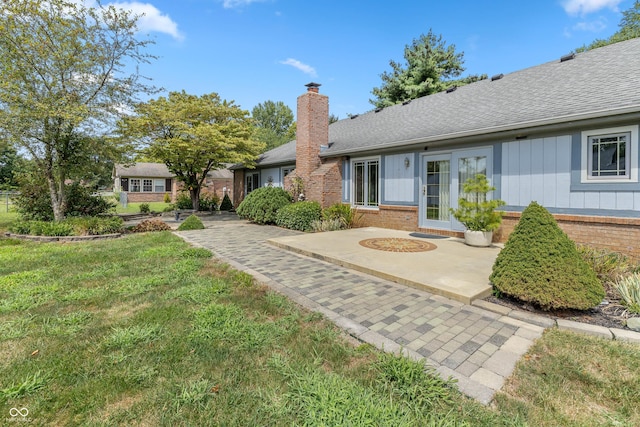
[402,100,411,105]
[445,86,457,93]
[491,73,504,81]
[560,53,575,62]
[374,107,383,113]
[350,114,359,120]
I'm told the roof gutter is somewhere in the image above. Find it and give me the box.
[320,105,640,157]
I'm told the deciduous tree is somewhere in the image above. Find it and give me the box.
[0,0,155,220]
[120,91,263,210]
[252,100,295,151]
[370,29,486,108]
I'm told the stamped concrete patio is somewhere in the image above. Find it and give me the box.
[268,226,500,304]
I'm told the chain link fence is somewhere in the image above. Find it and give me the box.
[0,191,18,213]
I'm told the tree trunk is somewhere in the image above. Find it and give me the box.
[190,187,200,211]
[46,175,66,221]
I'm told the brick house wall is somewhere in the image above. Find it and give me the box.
[233,169,245,209]
[497,211,640,260]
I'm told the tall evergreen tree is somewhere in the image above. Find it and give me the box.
[370,29,486,108]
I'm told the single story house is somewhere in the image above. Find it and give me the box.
[233,38,640,258]
[114,162,234,204]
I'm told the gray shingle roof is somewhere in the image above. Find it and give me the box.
[250,140,297,167]
[254,37,640,167]
[324,38,640,156]
[114,162,173,178]
[115,162,233,179]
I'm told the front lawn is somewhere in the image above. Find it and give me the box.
[0,231,638,426]
[114,201,170,214]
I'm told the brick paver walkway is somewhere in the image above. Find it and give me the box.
[177,219,545,404]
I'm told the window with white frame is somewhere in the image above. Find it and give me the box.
[581,125,638,183]
[130,178,141,192]
[352,158,379,208]
[154,179,165,192]
[143,179,153,192]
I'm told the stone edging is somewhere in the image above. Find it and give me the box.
[4,232,122,242]
[472,299,640,344]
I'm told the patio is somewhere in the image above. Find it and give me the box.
[268,227,501,304]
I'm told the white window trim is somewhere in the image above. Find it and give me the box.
[130,178,141,192]
[350,156,381,209]
[581,125,638,183]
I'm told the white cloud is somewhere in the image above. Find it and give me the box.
[561,0,623,15]
[220,0,266,9]
[109,2,184,40]
[280,58,317,77]
[572,16,608,32]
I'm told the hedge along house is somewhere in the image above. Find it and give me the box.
[233,38,640,258]
[114,162,234,204]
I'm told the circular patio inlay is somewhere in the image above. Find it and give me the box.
[358,238,437,253]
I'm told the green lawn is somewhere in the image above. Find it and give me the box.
[0,228,638,426]
[114,201,172,214]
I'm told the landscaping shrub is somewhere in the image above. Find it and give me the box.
[490,201,604,310]
[139,203,150,214]
[175,192,193,210]
[10,217,124,236]
[10,220,73,236]
[65,216,124,235]
[311,218,344,232]
[236,187,292,224]
[163,193,172,203]
[220,193,233,211]
[577,245,637,286]
[322,203,360,229]
[132,219,172,233]
[177,214,205,231]
[275,201,321,231]
[199,192,219,211]
[15,178,114,221]
[615,273,640,314]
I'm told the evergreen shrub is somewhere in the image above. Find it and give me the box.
[177,214,205,231]
[220,193,233,211]
[490,201,605,310]
[275,201,321,231]
[139,203,150,214]
[236,187,292,224]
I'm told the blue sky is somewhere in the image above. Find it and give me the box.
[95,0,633,119]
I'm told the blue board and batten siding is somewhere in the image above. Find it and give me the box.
[500,133,640,215]
[383,153,417,205]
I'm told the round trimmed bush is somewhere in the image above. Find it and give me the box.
[236,187,292,225]
[275,201,321,231]
[490,201,604,310]
[177,214,205,231]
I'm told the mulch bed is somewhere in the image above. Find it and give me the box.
[485,293,637,330]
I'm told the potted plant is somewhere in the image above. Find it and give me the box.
[450,174,505,247]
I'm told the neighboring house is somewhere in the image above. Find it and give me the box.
[233,38,640,258]
[114,162,234,204]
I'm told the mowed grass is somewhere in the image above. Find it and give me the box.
[0,229,638,426]
[114,201,171,214]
